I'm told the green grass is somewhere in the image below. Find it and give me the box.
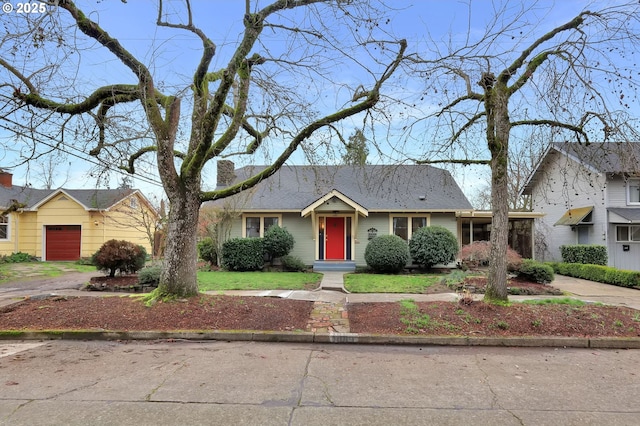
[344,273,442,293]
[520,297,590,306]
[197,271,322,291]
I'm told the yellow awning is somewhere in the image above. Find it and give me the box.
[554,206,593,226]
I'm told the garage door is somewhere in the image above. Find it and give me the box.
[45,225,81,261]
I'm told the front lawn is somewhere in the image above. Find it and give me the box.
[197,271,322,291]
[344,273,445,293]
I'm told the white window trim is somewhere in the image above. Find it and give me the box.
[0,215,9,241]
[616,225,640,242]
[242,214,283,238]
[389,214,431,240]
[626,179,640,205]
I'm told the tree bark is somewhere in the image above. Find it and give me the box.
[157,182,201,298]
[482,75,510,302]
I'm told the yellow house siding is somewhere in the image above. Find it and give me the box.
[1,192,157,260]
[0,212,18,255]
[16,212,38,255]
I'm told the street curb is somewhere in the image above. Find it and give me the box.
[1,330,640,349]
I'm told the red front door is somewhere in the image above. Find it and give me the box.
[325,217,345,259]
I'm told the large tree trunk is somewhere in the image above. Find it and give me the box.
[156,182,201,298]
[485,149,510,302]
[483,76,510,302]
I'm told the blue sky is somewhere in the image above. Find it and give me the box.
[1,0,637,204]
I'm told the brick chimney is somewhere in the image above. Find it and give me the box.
[0,170,12,188]
[217,160,235,187]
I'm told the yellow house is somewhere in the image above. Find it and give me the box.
[0,170,159,261]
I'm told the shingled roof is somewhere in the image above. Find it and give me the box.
[522,142,640,195]
[212,164,472,212]
[1,185,138,211]
[551,142,640,174]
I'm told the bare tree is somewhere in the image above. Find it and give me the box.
[471,140,544,211]
[406,2,640,301]
[0,1,405,298]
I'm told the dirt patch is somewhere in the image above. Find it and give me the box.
[348,300,640,337]
[460,276,563,296]
[0,295,313,332]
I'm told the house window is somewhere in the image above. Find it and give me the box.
[627,180,640,204]
[392,215,429,241]
[243,215,281,238]
[0,215,8,240]
[130,197,138,209]
[616,225,640,242]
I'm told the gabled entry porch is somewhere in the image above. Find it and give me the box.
[301,189,368,269]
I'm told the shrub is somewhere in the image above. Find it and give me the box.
[560,245,607,265]
[409,226,458,269]
[91,240,147,277]
[221,238,264,271]
[138,264,163,286]
[518,259,554,284]
[263,226,295,261]
[365,235,410,273]
[550,262,640,288]
[0,252,38,263]
[281,255,307,272]
[197,237,217,267]
[458,241,523,271]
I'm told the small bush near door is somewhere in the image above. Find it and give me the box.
[365,235,410,273]
[409,226,458,269]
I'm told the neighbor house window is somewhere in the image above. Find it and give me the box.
[391,215,428,241]
[243,215,281,238]
[627,180,640,204]
[0,215,8,240]
[616,225,640,242]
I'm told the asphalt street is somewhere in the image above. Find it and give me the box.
[1,340,639,425]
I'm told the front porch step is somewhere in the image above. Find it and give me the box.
[313,261,356,272]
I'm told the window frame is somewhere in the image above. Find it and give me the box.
[0,214,9,241]
[626,179,640,205]
[242,214,282,238]
[390,214,430,241]
[616,225,640,242]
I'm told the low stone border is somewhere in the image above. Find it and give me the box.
[1,330,639,349]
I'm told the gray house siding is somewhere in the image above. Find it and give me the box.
[530,150,607,261]
[525,142,640,271]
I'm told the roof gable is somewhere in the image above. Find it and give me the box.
[522,142,640,195]
[301,190,368,217]
[1,184,145,212]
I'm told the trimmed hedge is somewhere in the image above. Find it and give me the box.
[221,238,264,271]
[263,226,295,261]
[518,259,554,284]
[409,226,458,269]
[365,235,410,273]
[549,262,640,288]
[560,245,607,265]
